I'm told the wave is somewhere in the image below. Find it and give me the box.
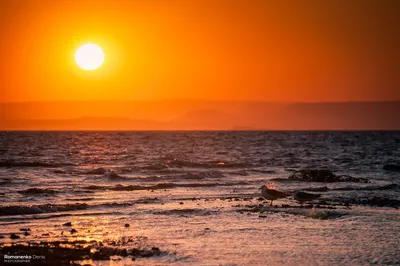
[82,168,106,175]
[288,169,369,183]
[339,197,400,208]
[127,171,226,182]
[84,181,250,191]
[173,171,225,180]
[0,201,136,216]
[18,188,59,195]
[65,197,94,201]
[289,183,399,193]
[308,210,347,220]
[383,164,400,172]
[152,208,219,216]
[250,169,277,174]
[0,203,89,216]
[143,160,252,170]
[331,183,399,191]
[302,186,330,192]
[0,160,75,168]
[84,171,129,181]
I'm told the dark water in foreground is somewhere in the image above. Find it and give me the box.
[0,131,399,265]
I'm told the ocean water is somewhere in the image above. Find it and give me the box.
[0,131,399,265]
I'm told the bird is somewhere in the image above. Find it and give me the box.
[259,184,289,206]
[293,190,321,204]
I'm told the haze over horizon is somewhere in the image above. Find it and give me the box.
[1,100,399,130]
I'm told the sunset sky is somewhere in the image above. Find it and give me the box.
[0,0,399,103]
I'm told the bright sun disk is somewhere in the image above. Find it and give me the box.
[75,43,104,71]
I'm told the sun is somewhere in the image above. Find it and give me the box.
[75,43,104,71]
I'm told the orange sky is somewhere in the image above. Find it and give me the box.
[0,0,399,103]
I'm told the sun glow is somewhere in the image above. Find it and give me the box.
[75,44,104,71]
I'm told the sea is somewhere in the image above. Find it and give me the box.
[0,131,399,265]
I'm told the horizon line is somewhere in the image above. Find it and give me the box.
[2,99,400,104]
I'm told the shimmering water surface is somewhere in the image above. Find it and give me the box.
[0,131,399,265]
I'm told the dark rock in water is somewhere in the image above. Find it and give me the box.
[92,251,110,260]
[288,169,368,183]
[70,229,78,234]
[63,222,72,226]
[124,223,130,228]
[19,228,31,231]
[24,231,31,236]
[383,164,400,172]
[120,249,128,256]
[10,233,20,239]
[131,247,162,258]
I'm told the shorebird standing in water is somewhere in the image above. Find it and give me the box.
[293,190,321,204]
[259,184,289,206]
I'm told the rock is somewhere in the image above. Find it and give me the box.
[120,249,128,256]
[19,228,31,231]
[124,223,130,228]
[24,231,31,236]
[288,169,368,183]
[63,222,72,226]
[151,247,160,253]
[92,251,110,260]
[42,233,50,236]
[70,229,78,234]
[140,251,154,258]
[383,164,400,172]
[10,233,20,239]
